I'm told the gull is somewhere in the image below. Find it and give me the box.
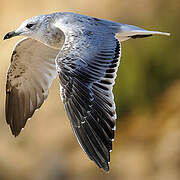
[4,12,170,172]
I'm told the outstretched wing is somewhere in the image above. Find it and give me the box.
[6,38,59,136]
[56,30,121,171]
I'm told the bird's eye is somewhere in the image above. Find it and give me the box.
[26,23,35,29]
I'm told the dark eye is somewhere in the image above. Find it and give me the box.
[26,23,35,29]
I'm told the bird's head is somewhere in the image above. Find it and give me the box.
[4,14,65,49]
[4,15,44,40]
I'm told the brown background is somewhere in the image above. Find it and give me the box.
[0,0,180,180]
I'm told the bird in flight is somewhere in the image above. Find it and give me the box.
[4,12,170,172]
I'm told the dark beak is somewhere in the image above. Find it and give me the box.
[3,31,20,40]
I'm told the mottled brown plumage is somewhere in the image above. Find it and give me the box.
[6,38,59,136]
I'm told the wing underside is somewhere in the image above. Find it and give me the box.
[6,38,59,136]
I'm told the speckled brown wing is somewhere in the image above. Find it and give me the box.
[6,38,59,136]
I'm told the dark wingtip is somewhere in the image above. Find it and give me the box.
[13,130,21,137]
[9,123,21,137]
[13,134,18,138]
[130,34,152,39]
[102,163,110,173]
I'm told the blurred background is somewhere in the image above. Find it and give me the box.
[0,0,180,180]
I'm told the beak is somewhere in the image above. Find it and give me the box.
[3,31,21,40]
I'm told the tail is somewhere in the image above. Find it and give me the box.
[115,24,170,42]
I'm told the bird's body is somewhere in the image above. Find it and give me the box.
[4,12,170,172]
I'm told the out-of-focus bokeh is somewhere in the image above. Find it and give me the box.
[0,0,179,179]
